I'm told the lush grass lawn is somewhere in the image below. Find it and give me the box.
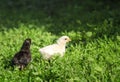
[0,0,120,82]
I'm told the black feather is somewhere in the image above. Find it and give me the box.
[11,38,31,70]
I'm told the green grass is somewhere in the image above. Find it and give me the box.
[0,0,120,82]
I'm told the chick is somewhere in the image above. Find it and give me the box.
[39,36,71,60]
[11,38,31,70]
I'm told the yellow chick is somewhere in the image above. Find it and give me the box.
[39,36,71,60]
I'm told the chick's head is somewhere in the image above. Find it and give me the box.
[21,38,31,50]
[57,36,71,45]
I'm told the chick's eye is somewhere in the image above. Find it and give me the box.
[65,38,67,40]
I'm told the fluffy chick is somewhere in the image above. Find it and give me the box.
[39,36,71,60]
[11,38,31,70]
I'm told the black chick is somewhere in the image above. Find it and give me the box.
[11,38,31,70]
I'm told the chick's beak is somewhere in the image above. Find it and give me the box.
[68,38,71,42]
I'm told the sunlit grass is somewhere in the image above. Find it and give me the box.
[0,24,120,82]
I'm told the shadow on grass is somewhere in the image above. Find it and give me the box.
[0,0,120,38]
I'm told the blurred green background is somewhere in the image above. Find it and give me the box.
[0,0,120,37]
